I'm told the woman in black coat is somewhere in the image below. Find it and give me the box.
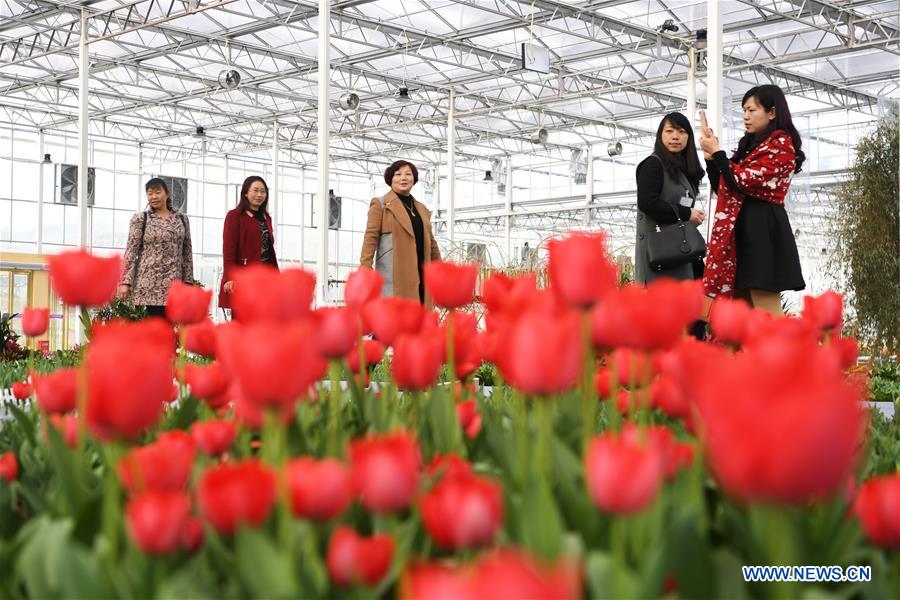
[634,111,706,284]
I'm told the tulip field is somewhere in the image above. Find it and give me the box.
[0,232,898,599]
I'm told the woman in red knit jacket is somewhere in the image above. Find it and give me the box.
[218,176,279,313]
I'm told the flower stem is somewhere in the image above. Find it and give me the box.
[328,361,342,457]
[580,311,596,451]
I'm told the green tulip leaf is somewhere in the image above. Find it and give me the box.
[235,527,299,598]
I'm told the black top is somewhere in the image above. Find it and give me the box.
[636,158,693,223]
[253,209,273,263]
[398,194,426,303]
[705,152,805,292]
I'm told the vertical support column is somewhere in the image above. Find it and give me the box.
[447,89,456,244]
[706,0,723,240]
[299,167,306,269]
[584,145,593,226]
[504,157,512,264]
[687,46,697,126]
[77,8,89,249]
[38,130,44,254]
[316,0,330,303]
[270,121,279,233]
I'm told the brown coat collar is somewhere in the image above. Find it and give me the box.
[382,189,430,237]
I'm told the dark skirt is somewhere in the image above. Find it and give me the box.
[734,198,805,292]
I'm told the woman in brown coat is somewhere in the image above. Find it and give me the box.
[360,160,441,304]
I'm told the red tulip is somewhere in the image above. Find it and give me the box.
[472,549,583,600]
[802,290,843,333]
[198,460,277,535]
[419,473,504,549]
[481,272,516,312]
[456,399,482,439]
[401,563,473,599]
[48,414,79,449]
[446,310,478,367]
[327,526,395,587]
[585,428,664,514]
[92,317,175,349]
[831,336,859,370]
[315,307,358,359]
[607,348,655,388]
[548,231,618,308]
[11,380,32,400]
[350,431,421,513]
[232,388,297,430]
[742,316,821,354]
[118,432,196,494]
[424,261,478,309]
[231,265,316,323]
[346,339,386,373]
[190,420,236,456]
[591,280,703,350]
[86,330,173,441]
[594,368,612,398]
[183,362,230,400]
[216,320,326,408]
[614,387,651,413]
[286,457,353,521]
[47,249,121,307]
[184,318,218,357]
[620,424,690,480]
[649,374,692,426]
[852,474,900,549]
[709,297,753,345]
[180,517,205,553]
[496,306,582,396]
[425,453,473,482]
[22,308,49,337]
[392,329,444,391]
[345,267,384,308]
[363,297,426,345]
[483,272,539,318]
[126,491,191,555]
[688,337,865,504]
[33,367,77,414]
[0,452,18,482]
[456,341,482,380]
[669,442,696,479]
[165,281,212,324]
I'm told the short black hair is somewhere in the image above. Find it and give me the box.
[384,160,419,187]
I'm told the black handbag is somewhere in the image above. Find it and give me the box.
[646,203,707,271]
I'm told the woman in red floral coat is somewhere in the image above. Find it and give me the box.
[699,84,806,316]
[218,176,279,312]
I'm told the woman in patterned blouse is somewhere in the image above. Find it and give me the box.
[699,85,806,315]
[117,178,195,318]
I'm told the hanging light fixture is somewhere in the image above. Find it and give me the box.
[483,170,493,182]
[397,86,412,102]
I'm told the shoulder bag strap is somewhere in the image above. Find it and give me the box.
[179,213,191,283]
[131,211,149,285]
